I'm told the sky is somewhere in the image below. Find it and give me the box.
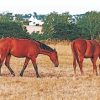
[0,0,100,15]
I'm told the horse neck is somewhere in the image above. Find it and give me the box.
[39,49,51,56]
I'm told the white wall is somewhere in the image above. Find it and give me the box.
[25,25,43,34]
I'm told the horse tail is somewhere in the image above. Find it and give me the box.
[71,41,79,66]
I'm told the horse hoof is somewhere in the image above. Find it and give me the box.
[20,73,23,77]
[37,75,40,78]
[96,73,98,76]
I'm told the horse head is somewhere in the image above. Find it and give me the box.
[49,48,59,67]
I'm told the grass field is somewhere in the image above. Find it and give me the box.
[0,41,100,100]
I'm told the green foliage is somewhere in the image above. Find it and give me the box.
[76,11,100,39]
[42,12,82,40]
[14,14,24,23]
[42,11,100,40]
[42,12,74,39]
[53,22,80,40]
[0,21,30,38]
[30,32,52,40]
[0,12,13,22]
[0,11,100,41]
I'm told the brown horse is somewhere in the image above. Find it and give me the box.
[0,37,59,77]
[71,38,100,76]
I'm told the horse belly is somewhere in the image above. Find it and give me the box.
[85,51,93,58]
[10,48,28,57]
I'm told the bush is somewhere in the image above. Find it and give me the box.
[30,32,53,40]
[0,21,30,39]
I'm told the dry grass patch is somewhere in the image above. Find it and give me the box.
[0,41,100,100]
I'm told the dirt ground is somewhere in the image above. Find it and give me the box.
[0,41,100,100]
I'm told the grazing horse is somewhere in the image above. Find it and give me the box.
[71,38,100,76]
[0,37,59,77]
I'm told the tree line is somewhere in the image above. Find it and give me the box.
[0,11,100,40]
[41,11,100,40]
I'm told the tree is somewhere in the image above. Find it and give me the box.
[42,12,73,39]
[15,14,23,22]
[76,11,100,39]
[0,21,30,38]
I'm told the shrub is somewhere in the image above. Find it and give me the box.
[0,21,30,38]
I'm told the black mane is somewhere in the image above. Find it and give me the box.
[32,39,54,52]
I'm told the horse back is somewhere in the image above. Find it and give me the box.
[72,38,100,58]
[8,38,40,57]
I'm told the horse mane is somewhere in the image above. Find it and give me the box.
[32,39,54,52]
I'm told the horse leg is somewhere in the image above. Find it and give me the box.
[99,56,100,74]
[91,57,98,76]
[0,62,3,76]
[99,64,100,75]
[20,58,30,76]
[31,57,40,78]
[73,56,77,76]
[5,54,15,76]
[0,55,6,76]
[79,56,84,75]
[0,53,7,76]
